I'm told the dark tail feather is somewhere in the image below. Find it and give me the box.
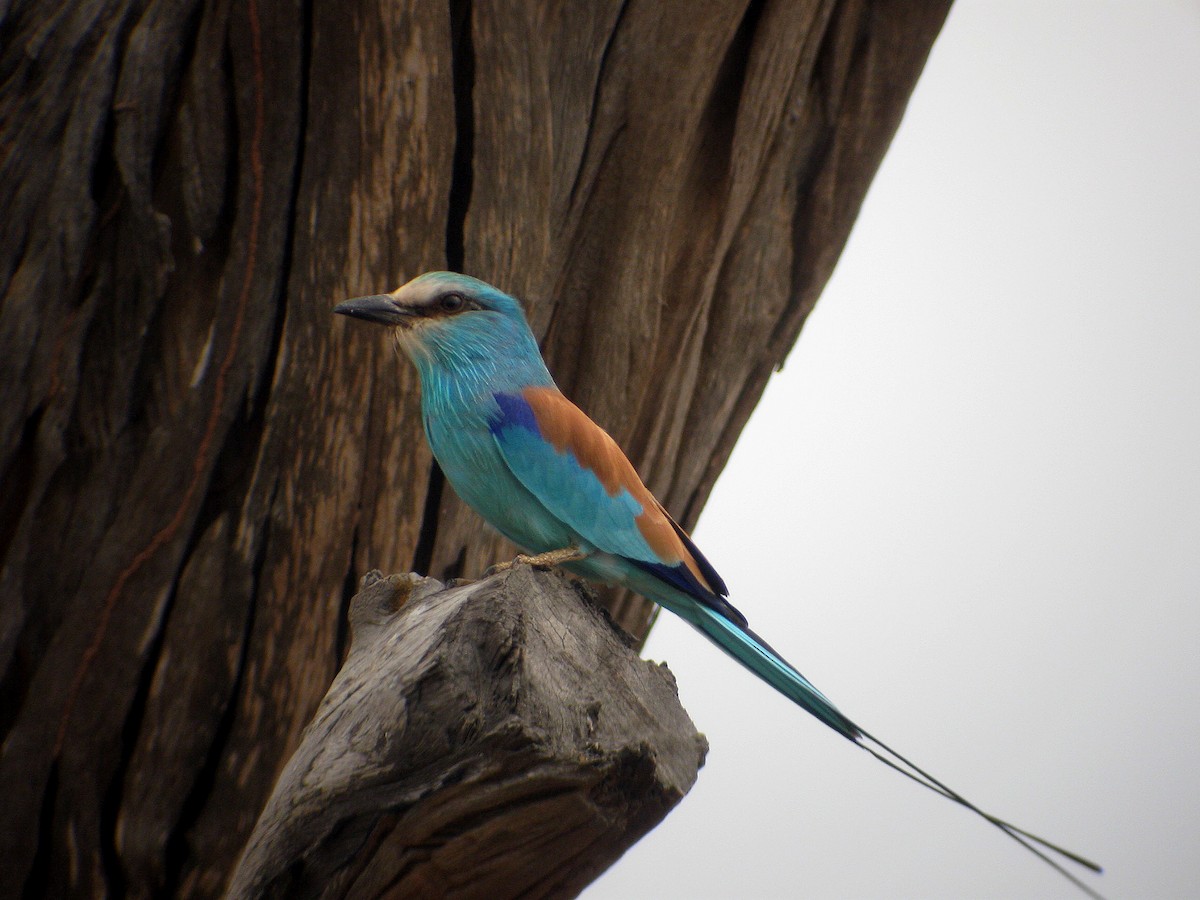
[688,603,859,739]
[686,603,1105,898]
[856,727,1105,898]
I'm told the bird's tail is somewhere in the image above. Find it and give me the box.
[684,601,860,740]
[683,602,1106,899]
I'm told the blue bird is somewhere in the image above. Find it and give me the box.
[335,271,1103,896]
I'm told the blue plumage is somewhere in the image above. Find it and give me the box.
[334,271,1103,896]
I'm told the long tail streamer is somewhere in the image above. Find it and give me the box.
[688,607,1105,898]
[856,727,1105,899]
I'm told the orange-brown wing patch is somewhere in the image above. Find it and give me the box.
[522,387,636,496]
[522,386,718,593]
[639,500,716,591]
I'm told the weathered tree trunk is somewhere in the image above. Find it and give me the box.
[227,567,707,900]
[0,0,950,896]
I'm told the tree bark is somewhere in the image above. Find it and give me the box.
[227,567,706,900]
[0,0,950,896]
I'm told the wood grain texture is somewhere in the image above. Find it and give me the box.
[424,0,955,633]
[227,567,706,900]
[0,0,949,895]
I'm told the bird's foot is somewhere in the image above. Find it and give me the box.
[520,546,587,568]
[488,546,586,574]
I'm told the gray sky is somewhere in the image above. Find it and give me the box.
[587,3,1200,898]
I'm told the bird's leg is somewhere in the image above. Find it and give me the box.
[519,546,587,568]
[489,545,587,573]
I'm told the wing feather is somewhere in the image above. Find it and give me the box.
[489,388,736,617]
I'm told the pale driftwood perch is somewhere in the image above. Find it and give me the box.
[229,567,707,900]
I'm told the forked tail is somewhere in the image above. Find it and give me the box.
[686,603,1106,899]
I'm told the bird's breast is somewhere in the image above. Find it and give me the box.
[422,395,576,555]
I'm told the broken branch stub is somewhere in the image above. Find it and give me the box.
[229,567,708,899]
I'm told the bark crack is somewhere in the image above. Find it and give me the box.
[444,0,475,272]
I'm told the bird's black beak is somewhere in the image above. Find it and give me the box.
[333,294,414,327]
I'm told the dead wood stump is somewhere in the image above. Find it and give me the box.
[228,566,707,900]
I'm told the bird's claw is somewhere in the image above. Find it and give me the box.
[487,546,586,574]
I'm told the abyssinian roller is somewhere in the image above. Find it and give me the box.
[335,271,1103,896]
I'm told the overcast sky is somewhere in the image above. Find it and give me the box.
[586,3,1200,898]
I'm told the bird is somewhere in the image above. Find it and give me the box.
[335,270,1103,896]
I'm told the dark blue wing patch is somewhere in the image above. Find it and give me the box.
[668,517,730,598]
[490,392,539,435]
[629,558,748,628]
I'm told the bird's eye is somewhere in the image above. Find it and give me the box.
[439,292,466,313]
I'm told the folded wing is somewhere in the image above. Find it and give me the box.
[489,387,743,624]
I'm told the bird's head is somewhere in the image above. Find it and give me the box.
[334,271,536,371]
